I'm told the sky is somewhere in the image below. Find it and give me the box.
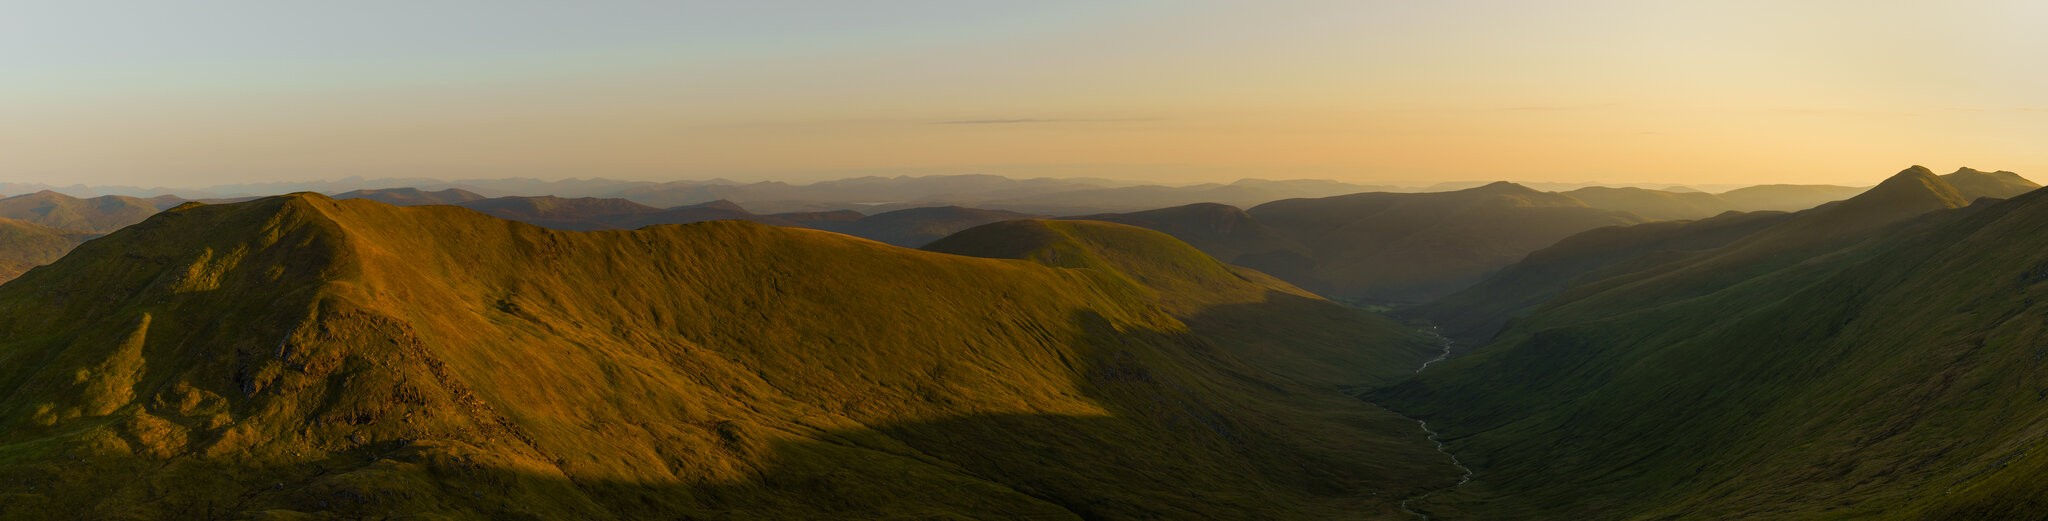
[2,0,2044,188]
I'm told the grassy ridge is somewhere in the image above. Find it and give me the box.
[0,194,1445,519]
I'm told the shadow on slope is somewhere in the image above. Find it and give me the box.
[0,195,1453,520]
[0,308,1451,520]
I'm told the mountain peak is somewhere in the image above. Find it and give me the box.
[687,199,748,212]
[1818,166,1969,223]
[1940,166,2039,200]
[1461,181,1541,195]
[1866,166,1960,200]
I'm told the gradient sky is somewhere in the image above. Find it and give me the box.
[3,1,2044,188]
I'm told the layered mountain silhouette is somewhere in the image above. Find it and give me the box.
[1375,166,2048,518]
[0,194,1451,519]
[1941,166,2040,200]
[324,191,1032,248]
[0,191,183,233]
[824,206,1035,247]
[1244,182,1646,303]
[333,187,487,206]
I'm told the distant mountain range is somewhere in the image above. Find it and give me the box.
[4,171,2024,301]
[8,173,1899,217]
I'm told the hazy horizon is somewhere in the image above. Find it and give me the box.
[5,1,2044,187]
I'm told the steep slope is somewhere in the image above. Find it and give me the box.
[0,194,1447,519]
[1374,167,2022,519]
[0,191,175,233]
[1561,186,1739,220]
[823,206,1035,247]
[1941,167,2038,200]
[0,218,92,283]
[1248,182,1646,304]
[333,187,488,206]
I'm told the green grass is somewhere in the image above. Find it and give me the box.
[0,194,1448,520]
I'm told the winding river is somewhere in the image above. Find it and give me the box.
[1392,328,1474,520]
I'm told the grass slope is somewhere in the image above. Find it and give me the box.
[1375,166,2044,519]
[1073,203,1312,274]
[1410,210,1792,343]
[0,218,92,283]
[0,194,1446,520]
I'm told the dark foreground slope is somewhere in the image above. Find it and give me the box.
[1248,182,1645,304]
[0,194,1446,520]
[1377,166,2048,519]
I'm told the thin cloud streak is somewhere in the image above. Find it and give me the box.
[934,117,1166,125]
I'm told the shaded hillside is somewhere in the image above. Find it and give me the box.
[929,219,1429,384]
[1375,167,2036,519]
[607,200,803,229]
[0,194,1447,519]
[0,218,91,283]
[822,206,1035,247]
[765,209,864,229]
[447,196,817,230]
[1941,167,2038,200]
[1716,183,1865,212]
[616,174,1114,211]
[333,187,487,206]
[1247,182,1646,304]
[1073,203,1312,280]
[976,179,1398,216]
[1410,209,1792,343]
[0,191,180,233]
[1561,187,1738,220]
[453,195,668,230]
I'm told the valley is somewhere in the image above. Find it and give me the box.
[0,166,2041,519]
